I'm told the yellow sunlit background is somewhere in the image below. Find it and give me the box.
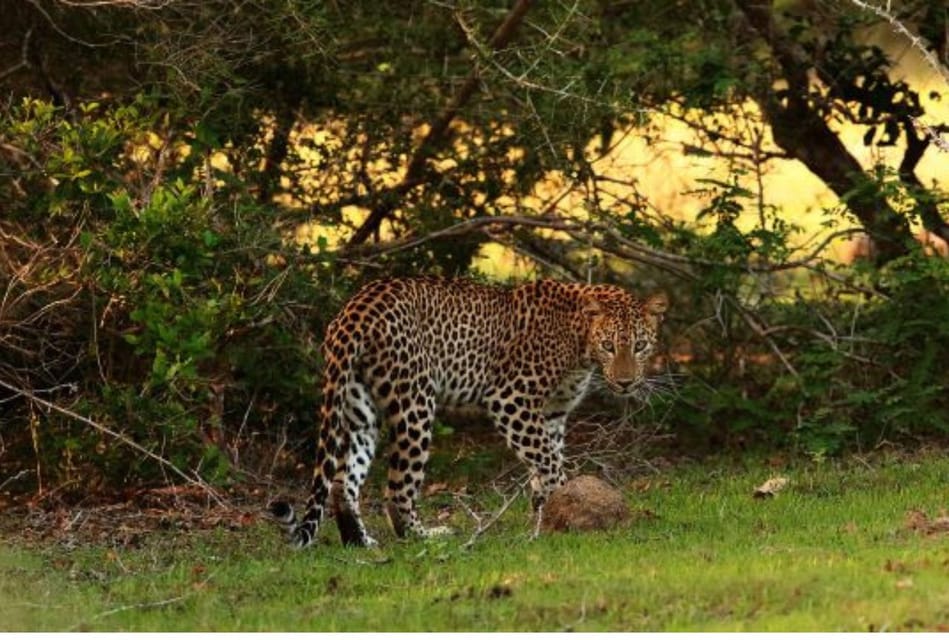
[270,26,947,280]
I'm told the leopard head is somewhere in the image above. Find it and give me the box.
[585,291,669,396]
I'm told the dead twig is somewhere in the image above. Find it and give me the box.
[563,408,674,483]
[74,589,197,630]
[458,481,526,551]
[0,469,33,493]
[722,293,799,379]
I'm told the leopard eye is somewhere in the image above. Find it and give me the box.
[634,339,648,353]
[601,339,615,353]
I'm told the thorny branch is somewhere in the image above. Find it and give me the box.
[846,0,949,152]
[454,0,615,108]
[848,0,949,87]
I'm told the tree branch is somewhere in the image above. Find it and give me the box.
[0,27,33,81]
[899,116,949,246]
[0,377,227,506]
[346,0,535,247]
[847,0,949,86]
[339,212,864,279]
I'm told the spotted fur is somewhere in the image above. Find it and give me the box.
[270,277,669,548]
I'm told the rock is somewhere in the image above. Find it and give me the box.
[541,474,630,533]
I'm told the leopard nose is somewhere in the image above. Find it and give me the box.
[614,378,638,393]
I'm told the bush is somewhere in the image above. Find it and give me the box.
[631,175,949,458]
[0,97,353,492]
[2,95,947,496]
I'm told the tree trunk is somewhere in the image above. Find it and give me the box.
[257,101,299,205]
[760,96,913,265]
[898,117,949,247]
[735,0,915,266]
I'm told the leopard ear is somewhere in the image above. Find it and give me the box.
[644,292,669,318]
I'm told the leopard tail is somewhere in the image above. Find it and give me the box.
[270,338,356,549]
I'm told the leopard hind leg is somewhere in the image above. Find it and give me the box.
[382,380,451,538]
[331,375,380,547]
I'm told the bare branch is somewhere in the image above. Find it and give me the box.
[53,0,175,7]
[459,481,525,551]
[0,28,33,81]
[722,293,799,379]
[24,0,124,48]
[340,211,864,280]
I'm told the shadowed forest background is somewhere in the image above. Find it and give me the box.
[1,0,947,499]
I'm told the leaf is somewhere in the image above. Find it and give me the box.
[424,482,449,497]
[903,509,949,535]
[202,230,220,248]
[753,476,789,499]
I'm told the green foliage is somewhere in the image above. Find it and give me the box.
[667,250,949,457]
[788,253,949,455]
[1,97,351,488]
[640,167,948,458]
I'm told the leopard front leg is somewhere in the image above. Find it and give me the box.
[532,414,568,511]
[487,394,566,531]
[525,369,591,512]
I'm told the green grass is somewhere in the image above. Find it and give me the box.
[3,452,949,631]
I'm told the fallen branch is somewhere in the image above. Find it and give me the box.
[458,482,525,551]
[75,591,195,630]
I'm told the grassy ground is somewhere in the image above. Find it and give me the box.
[3,450,949,632]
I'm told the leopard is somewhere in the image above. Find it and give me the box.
[269,276,669,548]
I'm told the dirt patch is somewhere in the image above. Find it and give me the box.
[0,484,263,548]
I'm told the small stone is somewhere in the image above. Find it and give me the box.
[541,475,631,533]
